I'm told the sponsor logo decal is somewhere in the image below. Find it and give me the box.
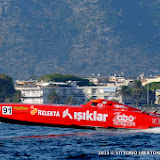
[38,110,60,117]
[30,106,60,117]
[62,109,108,122]
[114,104,128,109]
[30,107,108,122]
[152,118,160,125]
[30,106,38,115]
[62,109,73,119]
[97,103,105,108]
[13,106,28,110]
[113,112,136,127]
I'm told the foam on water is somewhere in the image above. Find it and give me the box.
[138,127,160,134]
[96,127,160,134]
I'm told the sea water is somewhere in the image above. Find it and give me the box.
[0,123,160,160]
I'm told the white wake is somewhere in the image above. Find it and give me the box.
[95,127,160,134]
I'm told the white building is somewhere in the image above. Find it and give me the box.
[15,78,135,104]
[15,81,85,104]
[79,84,119,102]
[142,76,160,86]
[16,86,51,104]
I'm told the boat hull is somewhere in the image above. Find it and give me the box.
[0,100,160,129]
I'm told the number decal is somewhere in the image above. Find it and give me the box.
[2,106,12,115]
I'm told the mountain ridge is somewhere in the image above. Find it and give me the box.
[0,0,160,79]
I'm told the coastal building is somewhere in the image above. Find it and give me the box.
[141,76,160,86]
[79,84,119,102]
[15,81,85,104]
[15,81,120,104]
[14,76,139,105]
[109,75,125,83]
[87,76,109,85]
[87,74,134,86]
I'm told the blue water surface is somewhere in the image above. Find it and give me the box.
[0,122,160,160]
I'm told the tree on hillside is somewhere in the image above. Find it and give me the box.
[147,82,160,92]
[117,86,131,104]
[0,74,21,102]
[5,91,22,103]
[145,82,160,105]
[38,73,95,86]
[132,80,145,107]
[64,96,79,105]
[47,90,61,104]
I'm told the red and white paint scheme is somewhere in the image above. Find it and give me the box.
[0,99,160,129]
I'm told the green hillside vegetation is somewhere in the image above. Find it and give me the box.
[0,74,21,102]
[38,73,95,86]
[0,0,160,79]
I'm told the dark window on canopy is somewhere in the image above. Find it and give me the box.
[91,102,98,106]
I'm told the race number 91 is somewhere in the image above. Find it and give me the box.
[2,106,12,115]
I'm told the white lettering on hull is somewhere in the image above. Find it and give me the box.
[38,110,60,117]
[64,109,108,122]
[113,112,136,127]
[34,108,108,123]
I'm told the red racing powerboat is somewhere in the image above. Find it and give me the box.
[0,99,160,129]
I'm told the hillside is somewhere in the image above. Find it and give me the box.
[0,0,160,79]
